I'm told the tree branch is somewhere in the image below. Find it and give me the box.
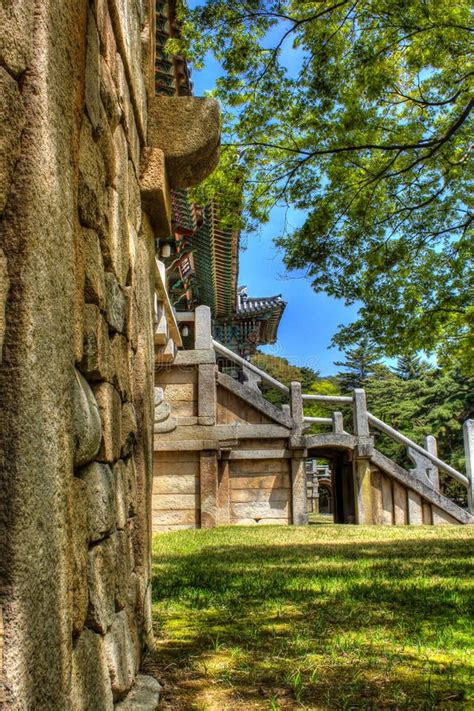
[225,99,473,159]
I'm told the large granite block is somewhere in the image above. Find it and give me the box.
[104,611,139,700]
[87,536,116,633]
[0,69,25,214]
[71,629,114,711]
[80,304,113,381]
[78,461,116,541]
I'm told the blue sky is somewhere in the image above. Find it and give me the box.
[188,14,360,376]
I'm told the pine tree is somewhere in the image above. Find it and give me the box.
[393,354,431,381]
[335,340,381,392]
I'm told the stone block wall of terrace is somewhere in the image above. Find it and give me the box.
[153,306,474,532]
[0,1,219,708]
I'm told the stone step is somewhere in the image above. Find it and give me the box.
[154,401,171,423]
[154,387,164,407]
[154,416,177,434]
[115,674,162,710]
[155,337,177,364]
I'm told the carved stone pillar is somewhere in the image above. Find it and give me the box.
[353,458,373,525]
[200,449,218,528]
[291,449,308,525]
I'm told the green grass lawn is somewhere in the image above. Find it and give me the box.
[145,525,474,710]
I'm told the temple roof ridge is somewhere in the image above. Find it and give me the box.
[236,285,286,314]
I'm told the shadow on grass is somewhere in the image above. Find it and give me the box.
[145,532,474,710]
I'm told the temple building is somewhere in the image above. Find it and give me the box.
[163,199,287,359]
[154,1,287,360]
[155,1,193,97]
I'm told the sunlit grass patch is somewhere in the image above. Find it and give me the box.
[145,525,474,710]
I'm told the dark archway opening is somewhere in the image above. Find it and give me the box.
[318,483,333,514]
[306,449,356,524]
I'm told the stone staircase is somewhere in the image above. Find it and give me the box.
[153,306,472,528]
[212,338,473,526]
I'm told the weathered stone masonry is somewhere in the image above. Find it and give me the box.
[0,1,219,708]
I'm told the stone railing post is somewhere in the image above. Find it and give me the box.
[194,304,212,350]
[242,365,262,392]
[290,381,307,523]
[353,388,373,454]
[407,435,439,491]
[194,305,216,425]
[332,411,344,434]
[425,435,440,491]
[463,419,474,514]
[353,388,369,437]
[290,381,303,437]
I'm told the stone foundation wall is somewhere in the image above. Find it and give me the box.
[0,1,157,707]
[228,458,292,526]
[153,451,201,531]
[153,324,296,531]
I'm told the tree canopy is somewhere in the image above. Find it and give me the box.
[393,353,431,380]
[176,0,473,370]
[251,352,321,406]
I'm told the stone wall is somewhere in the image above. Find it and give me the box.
[0,0,223,707]
[153,306,297,530]
[153,451,201,531]
[228,456,292,526]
